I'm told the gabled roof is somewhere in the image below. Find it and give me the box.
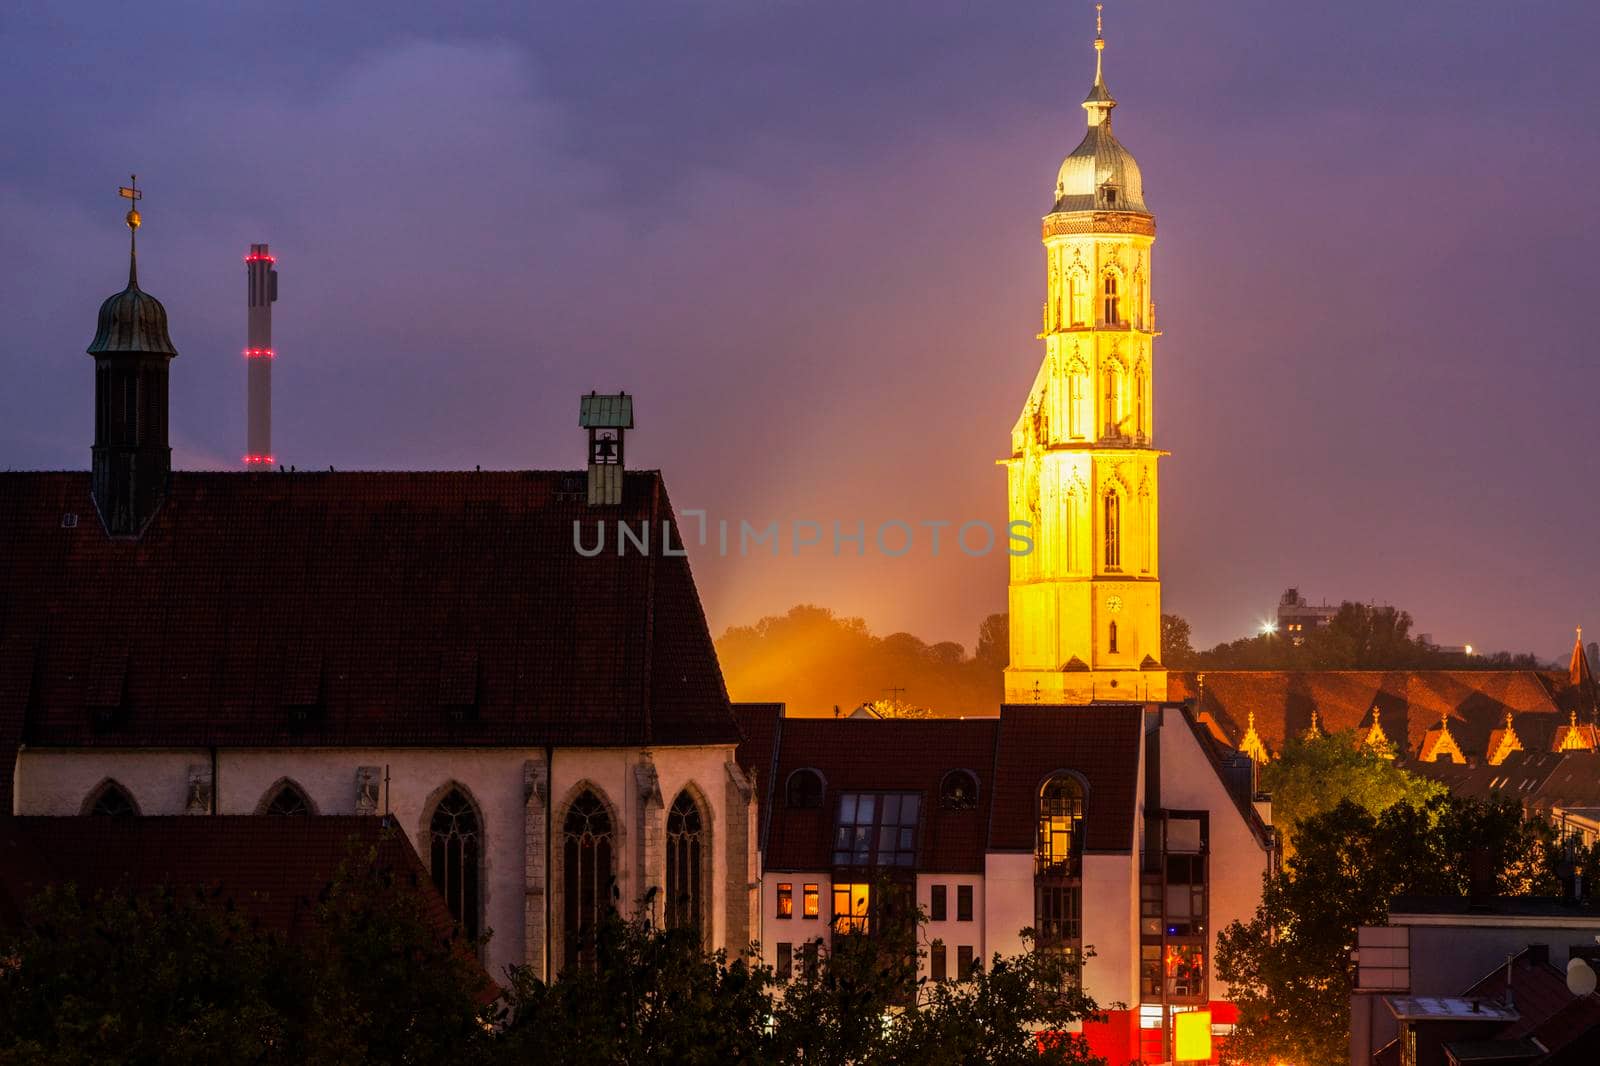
[1170,670,1574,762]
[0,470,737,798]
[989,704,1144,854]
[762,716,1000,873]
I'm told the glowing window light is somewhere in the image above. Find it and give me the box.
[1173,1009,1212,1061]
[243,348,276,359]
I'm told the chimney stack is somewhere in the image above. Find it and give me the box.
[578,392,633,506]
[243,243,278,466]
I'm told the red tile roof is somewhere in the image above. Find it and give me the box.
[762,716,1001,873]
[0,815,451,943]
[1169,670,1574,762]
[0,470,737,798]
[990,704,1144,853]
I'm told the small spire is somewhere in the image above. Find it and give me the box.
[118,174,143,289]
[1082,3,1116,126]
[1095,3,1105,85]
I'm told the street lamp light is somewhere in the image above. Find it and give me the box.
[1259,620,1278,636]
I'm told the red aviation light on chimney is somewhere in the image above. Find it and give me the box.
[242,454,275,465]
[243,252,276,263]
[243,348,275,359]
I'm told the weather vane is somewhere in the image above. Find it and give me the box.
[119,174,141,231]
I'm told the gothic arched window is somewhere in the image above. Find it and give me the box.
[666,790,705,934]
[428,788,481,941]
[261,780,312,816]
[786,769,825,809]
[1109,619,1119,654]
[1070,267,1091,326]
[563,790,614,970]
[1103,273,1120,325]
[86,780,137,817]
[1036,774,1085,967]
[1068,370,1087,438]
[1102,367,1122,437]
[1139,488,1152,574]
[1103,492,1121,570]
[1134,369,1147,438]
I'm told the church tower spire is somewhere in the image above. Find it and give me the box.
[1003,6,1164,704]
[88,176,179,537]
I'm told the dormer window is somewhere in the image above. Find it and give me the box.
[1101,184,1118,206]
[786,768,825,809]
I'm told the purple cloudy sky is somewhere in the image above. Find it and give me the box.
[3,1,1597,659]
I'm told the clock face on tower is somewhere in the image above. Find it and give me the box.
[1106,595,1123,613]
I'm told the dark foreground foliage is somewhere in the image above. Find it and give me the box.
[1,841,1105,1066]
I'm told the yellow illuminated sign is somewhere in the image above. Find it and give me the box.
[1173,1009,1211,1062]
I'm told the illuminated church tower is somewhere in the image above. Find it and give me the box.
[1004,8,1166,704]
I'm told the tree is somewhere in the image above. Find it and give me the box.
[1216,795,1568,1066]
[975,612,1010,671]
[1160,613,1195,668]
[0,834,498,1066]
[1260,731,1446,857]
[499,919,774,1066]
[716,604,1003,715]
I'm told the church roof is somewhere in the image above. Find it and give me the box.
[1050,18,1149,215]
[0,469,737,798]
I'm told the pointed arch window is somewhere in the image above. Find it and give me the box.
[1103,273,1120,325]
[1109,619,1119,654]
[1061,490,1080,574]
[666,790,705,935]
[563,790,615,970]
[1068,370,1087,438]
[1070,267,1091,326]
[1103,492,1121,571]
[428,788,481,941]
[1102,367,1122,437]
[1134,368,1147,438]
[1139,488,1152,574]
[263,781,312,816]
[86,780,137,817]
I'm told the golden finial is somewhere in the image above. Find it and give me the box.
[119,174,142,232]
[118,174,143,287]
[1094,3,1106,80]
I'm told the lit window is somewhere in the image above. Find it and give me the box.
[1036,774,1085,964]
[832,882,871,935]
[803,883,819,919]
[832,792,919,867]
[777,883,793,919]
[939,769,979,810]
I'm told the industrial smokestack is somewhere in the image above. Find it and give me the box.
[243,243,278,466]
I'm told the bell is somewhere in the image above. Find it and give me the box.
[592,436,619,461]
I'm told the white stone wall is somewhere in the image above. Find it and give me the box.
[15,742,748,985]
[1080,851,1139,1007]
[982,851,1034,961]
[917,872,985,977]
[1154,711,1271,1001]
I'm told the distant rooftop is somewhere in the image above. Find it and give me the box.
[1384,996,1519,1023]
